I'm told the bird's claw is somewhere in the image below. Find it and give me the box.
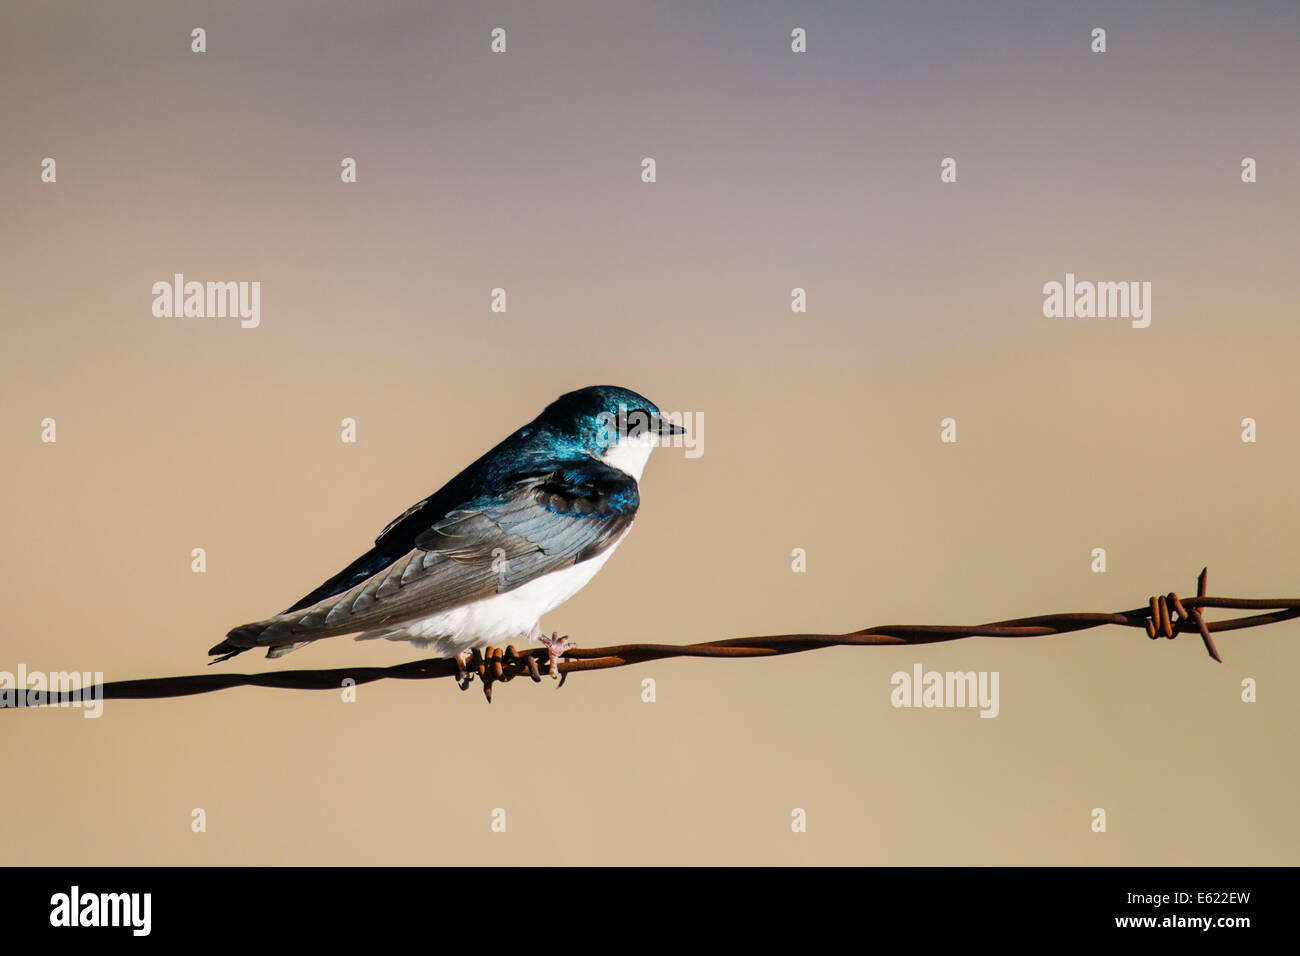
[455,649,476,691]
[537,631,576,682]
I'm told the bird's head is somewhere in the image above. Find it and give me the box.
[530,385,684,480]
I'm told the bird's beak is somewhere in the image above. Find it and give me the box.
[653,415,686,437]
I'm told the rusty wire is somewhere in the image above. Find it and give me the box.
[12,567,1300,706]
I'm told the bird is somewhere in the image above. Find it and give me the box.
[208,385,683,685]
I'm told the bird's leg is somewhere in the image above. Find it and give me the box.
[454,649,476,690]
[537,631,576,681]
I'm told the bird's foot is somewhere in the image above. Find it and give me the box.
[537,631,576,683]
[454,649,476,691]
[478,645,544,702]
[453,640,568,699]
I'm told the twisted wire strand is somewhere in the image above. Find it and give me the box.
[10,567,1297,705]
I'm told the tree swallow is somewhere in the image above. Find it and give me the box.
[209,386,683,682]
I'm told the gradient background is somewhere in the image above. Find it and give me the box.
[2,0,1297,864]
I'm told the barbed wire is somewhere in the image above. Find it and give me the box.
[11,567,1300,705]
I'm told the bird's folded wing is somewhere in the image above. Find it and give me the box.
[242,461,639,645]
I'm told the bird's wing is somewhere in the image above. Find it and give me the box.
[234,459,638,647]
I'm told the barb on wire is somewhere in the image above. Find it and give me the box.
[9,567,1299,706]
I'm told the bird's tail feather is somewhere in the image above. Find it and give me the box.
[208,622,307,664]
[206,639,247,664]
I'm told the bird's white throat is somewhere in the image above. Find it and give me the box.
[600,433,657,481]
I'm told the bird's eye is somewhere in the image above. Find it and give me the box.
[620,407,653,438]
